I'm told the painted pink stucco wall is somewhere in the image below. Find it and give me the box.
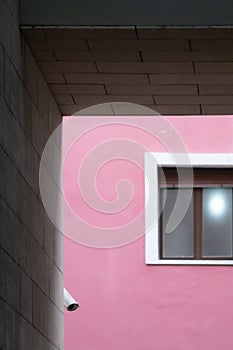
[63,115,233,350]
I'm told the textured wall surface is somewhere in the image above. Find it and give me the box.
[0,0,63,349]
[63,115,233,350]
[22,27,233,116]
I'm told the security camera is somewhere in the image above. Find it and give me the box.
[64,288,79,312]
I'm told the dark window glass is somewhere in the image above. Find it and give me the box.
[162,189,194,258]
[202,188,232,258]
[159,167,233,261]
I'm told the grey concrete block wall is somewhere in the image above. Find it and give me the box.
[0,0,63,349]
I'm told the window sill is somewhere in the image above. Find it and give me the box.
[147,259,233,265]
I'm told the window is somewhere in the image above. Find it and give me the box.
[160,168,233,260]
[145,153,233,265]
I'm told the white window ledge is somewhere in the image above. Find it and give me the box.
[145,152,233,265]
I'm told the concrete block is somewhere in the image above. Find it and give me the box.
[0,299,16,349]
[0,299,8,349]
[37,73,51,122]
[64,72,148,84]
[73,93,153,105]
[25,232,50,295]
[4,53,21,118]
[195,61,233,73]
[153,104,201,115]
[24,43,39,104]
[29,38,88,51]
[59,104,83,115]
[29,325,51,350]
[11,212,26,266]
[12,312,51,350]
[48,94,62,132]
[4,152,24,219]
[14,313,30,350]
[24,138,39,195]
[46,297,64,349]
[71,102,113,115]
[54,94,74,105]
[155,94,233,105]
[21,184,43,246]
[0,196,12,242]
[191,38,233,51]
[53,229,63,272]
[32,283,49,337]
[40,61,96,73]
[43,213,54,260]
[199,84,233,94]
[0,198,26,266]
[50,343,60,350]
[0,0,22,75]
[34,49,56,61]
[0,45,3,96]
[49,261,63,311]
[54,49,140,62]
[142,50,233,62]
[0,248,20,311]
[0,147,5,198]
[202,104,233,115]
[49,83,105,94]
[2,131,41,237]
[33,199,46,247]
[0,97,26,173]
[149,73,233,85]
[44,72,66,84]
[39,336,52,350]
[20,270,32,323]
[31,103,49,156]
[18,86,32,140]
[88,38,189,51]
[14,313,32,350]
[4,0,19,24]
[106,83,198,95]
[97,61,193,74]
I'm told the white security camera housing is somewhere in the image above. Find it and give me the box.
[64,288,79,311]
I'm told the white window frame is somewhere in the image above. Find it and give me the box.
[145,152,233,265]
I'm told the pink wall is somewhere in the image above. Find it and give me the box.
[63,115,233,350]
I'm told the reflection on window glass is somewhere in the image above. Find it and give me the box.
[162,189,194,258]
[202,188,232,258]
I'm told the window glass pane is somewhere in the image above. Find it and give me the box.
[202,188,232,258]
[162,189,194,258]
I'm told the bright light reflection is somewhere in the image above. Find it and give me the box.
[208,193,225,217]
